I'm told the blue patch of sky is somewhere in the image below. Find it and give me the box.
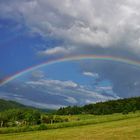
[12,61,96,85]
[0,18,64,79]
[40,61,96,85]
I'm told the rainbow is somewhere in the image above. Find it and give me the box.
[1,55,140,86]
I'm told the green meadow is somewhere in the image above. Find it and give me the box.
[0,112,140,140]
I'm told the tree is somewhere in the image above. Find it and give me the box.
[0,112,8,127]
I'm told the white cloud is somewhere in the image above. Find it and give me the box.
[0,77,120,108]
[1,0,140,53]
[65,96,78,104]
[83,72,99,78]
[96,86,113,91]
[76,87,116,101]
[38,46,75,56]
[26,78,119,104]
[31,70,45,79]
[26,79,78,89]
[16,98,65,109]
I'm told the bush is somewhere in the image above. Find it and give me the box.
[38,124,48,130]
[122,110,129,115]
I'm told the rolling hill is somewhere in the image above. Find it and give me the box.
[0,99,27,112]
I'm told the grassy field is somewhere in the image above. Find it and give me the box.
[0,112,140,140]
[1,112,140,134]
[0,116,140,140]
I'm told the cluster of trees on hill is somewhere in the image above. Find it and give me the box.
[57,97,140,115]
[0,109,41,127]
[0,98,72,128]
[0,99,71,128]
[0,108,70,127]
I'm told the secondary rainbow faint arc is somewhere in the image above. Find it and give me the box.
[1,55,140,86]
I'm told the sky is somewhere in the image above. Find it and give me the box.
[0,0,140,109]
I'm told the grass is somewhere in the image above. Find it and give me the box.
[0,116,140,140]
[1,112,140,134]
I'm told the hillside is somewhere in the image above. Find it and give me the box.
[0,99,55,113]
[1,96,140,115]
[0,99,27,112]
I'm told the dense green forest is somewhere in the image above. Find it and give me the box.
[57,97,140,115]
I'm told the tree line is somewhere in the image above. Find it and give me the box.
[57,97,140,115]
[0,109,41,127]
[0,108,69,127]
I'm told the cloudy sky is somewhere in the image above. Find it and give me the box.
[0,0,140,109]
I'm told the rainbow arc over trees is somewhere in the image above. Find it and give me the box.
[1,55,140,86]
